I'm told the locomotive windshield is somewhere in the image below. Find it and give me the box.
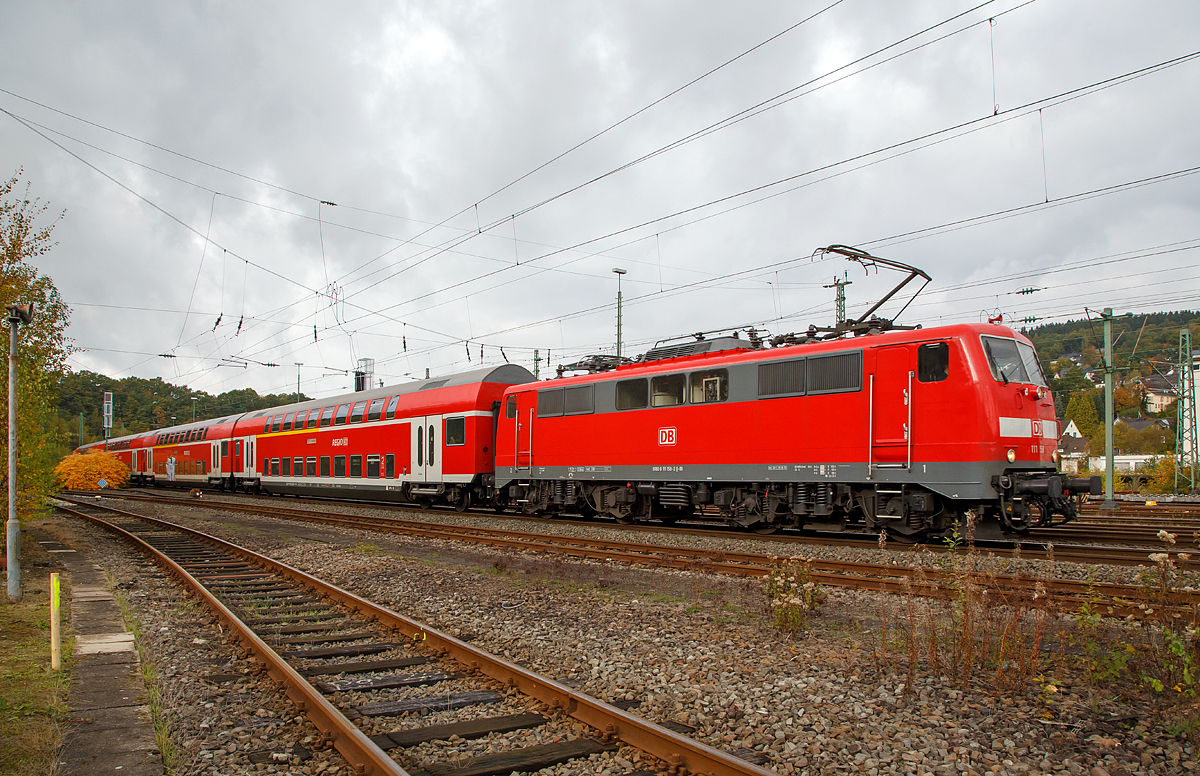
[981,336,1047,386]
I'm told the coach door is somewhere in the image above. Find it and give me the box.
[211,442,221,476]
[871,346,913,470]
[411,415,443,483]
[231,439,244,474]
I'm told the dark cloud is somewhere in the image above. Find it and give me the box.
[1,0,1196,397]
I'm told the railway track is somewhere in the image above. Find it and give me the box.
[81,488,1200,565]
[57,497,776,776]
[63,493,1200,623]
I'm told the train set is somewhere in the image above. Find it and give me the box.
[78,248,1100,540]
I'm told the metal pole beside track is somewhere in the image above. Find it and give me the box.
[6,305,28,601]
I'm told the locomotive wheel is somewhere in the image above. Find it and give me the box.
[455,491,471,513]
[753,524,779,535]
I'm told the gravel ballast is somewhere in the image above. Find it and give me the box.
[45,498,1200,775]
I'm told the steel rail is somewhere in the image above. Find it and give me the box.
[56,503,410,776]
[59,499,779,776]
[67,493,1200,627]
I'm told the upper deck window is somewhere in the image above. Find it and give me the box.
[981,336,1047,387]
[282,412,293,432]
[350,401,367,423]
[319,406,335,427]
[334,404,350,425]
[385,395,399,420]
[367,398,385,421]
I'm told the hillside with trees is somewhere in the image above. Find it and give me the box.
[1020,311,1199,457]
[58,370,308,448]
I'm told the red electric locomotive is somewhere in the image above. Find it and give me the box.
[493,321,1097,538]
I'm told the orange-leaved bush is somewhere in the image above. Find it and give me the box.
[54,449,128,491]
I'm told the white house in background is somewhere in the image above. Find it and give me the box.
[1087,455,1157,473]
[1061,420,1083,438]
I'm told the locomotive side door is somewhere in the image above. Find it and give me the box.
[411,415,444,482]
[872,346,914,467]
[512,390,536,471]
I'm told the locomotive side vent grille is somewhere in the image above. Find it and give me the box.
[658,484,692,508]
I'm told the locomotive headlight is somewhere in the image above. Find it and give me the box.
[1006,448,1017,463]
[1051,450,1060,464]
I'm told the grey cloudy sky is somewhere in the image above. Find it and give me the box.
[1,0,1197,400]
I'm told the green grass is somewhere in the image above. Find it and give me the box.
[0,527,70,776]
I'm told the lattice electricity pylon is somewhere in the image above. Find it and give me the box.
[1177,327,1198,494]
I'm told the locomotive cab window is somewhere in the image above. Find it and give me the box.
[650,374,686,407]
[446,417,466,446]
[616,378,648,410]
[367,398,385,421]
[689,369,728,403]
[350,401,367,423]
[385,395,399,420]
[918,343,950,383]
[981,336,1045,385]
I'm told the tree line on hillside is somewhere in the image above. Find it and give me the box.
[58,370,309,448]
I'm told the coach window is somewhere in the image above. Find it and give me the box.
[294,410,308,428]
[271,415,282,433]
[385,395,399,420]
[307,409,320,429]
[650,374,686,407]
[292,457,303,476]
[334,455,346,477]
[221,440,228,457]
[269,458,278,476]
[689,369,729,403]
[306,456,317,476]
[320,456,331,477]
[367,398,385,422]
[334,404,350,425]
[446,417,466,446]
[350,401,367,423]
[264,418,272,433]
[281,413,293,431]
[918,343,950,383]
[366,454,381,477]
[616,378,648,410]
[385,453,395,478]
[349,455,362,477]
[281,457,291,477]
[564,384,595,415]
[506,396,517,418]
[320,406,335,427]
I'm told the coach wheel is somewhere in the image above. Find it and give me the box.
[753,524,779,535]
[615,514,635,525]
[418,498,432,510]
[455,491,471,513]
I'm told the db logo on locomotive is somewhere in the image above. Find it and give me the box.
[658,427,677,446]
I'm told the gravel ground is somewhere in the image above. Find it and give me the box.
[45,497,1200,775]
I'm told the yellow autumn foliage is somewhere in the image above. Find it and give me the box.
[54,449,129,491]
